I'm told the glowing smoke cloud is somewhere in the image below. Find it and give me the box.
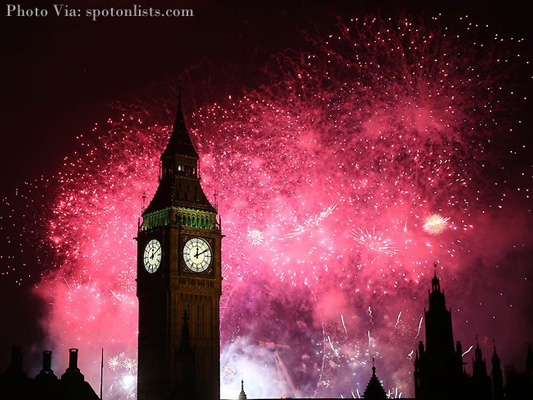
[1,14,531,399]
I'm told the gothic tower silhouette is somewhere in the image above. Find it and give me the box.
[414,268,466,399]
[491,345,504,400]
[470,341,492,399]
[136,97,222,400]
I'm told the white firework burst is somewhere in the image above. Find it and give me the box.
[423,214,450,235]
[247,229,264,245]
[352,227,397,255]
[287,204,337,238]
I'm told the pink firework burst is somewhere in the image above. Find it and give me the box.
[1,12,530,400]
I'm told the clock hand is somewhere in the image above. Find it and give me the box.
[195,247,199,258]
[197,249,209,257]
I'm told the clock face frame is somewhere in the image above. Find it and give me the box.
[183,237,212,273]
[143,239,162,273]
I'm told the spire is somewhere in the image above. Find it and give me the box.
[431,263,441,293]
[238,379,248,400]
[474,337,483,361]
[162,94,199,159]
[472,338,488,379]
[492,342,502,369]
[142,94,216,215]
[363,360,387,400]
[491,342,504,400]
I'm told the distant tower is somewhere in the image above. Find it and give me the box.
[363,359,387,400]
[526,344,533,398]
[471,341,492,399]
[527,344,533,376]
[505,344,533,399]
[414,268,466,399]
[491,345,504,400]
[238,380,248,400]
[136,96,222,400]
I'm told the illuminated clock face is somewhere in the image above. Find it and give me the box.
[143,239,162,273]
[183,238,212,273]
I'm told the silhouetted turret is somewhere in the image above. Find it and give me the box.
[471,340,492,399]
[414,267,467,399]
[363,359,387,400]
[491,345,504,400]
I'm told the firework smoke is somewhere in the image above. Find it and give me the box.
[1,13,532,399]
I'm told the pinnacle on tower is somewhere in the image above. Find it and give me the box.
[363,359,387,400]
[492,343,500,364]
[238,379,248,400]
[492,343,504,400]
[431,263,441,293]
[162,93,199,159]
[142,95,215,215]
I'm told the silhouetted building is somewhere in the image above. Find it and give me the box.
[136,96,222,400]
[414,270,533,400]
[505,344,533,399]
[414,269,467,399]
[0,346,99,400]
[470,341,492,399]
[491,345,504,400]
[363,360,387,400]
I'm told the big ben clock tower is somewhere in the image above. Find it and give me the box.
[136,97,222,400]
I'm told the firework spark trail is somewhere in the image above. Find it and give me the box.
[328,336,339,356]
[352,228,398,255]
[415,316,424,339]
[462,345,474,357]
[286,204,337,238]
[341,314,348,334]
[1,12,530,400]
[395,312,402,329]
[368,306,374,326]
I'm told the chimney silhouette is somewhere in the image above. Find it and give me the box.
[68,348,79,371]
[61,348,84,382]
[36,351,57,380]
[5,345,27,380]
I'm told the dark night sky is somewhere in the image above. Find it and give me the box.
[2,0,532,196]
[1,0,532,387]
